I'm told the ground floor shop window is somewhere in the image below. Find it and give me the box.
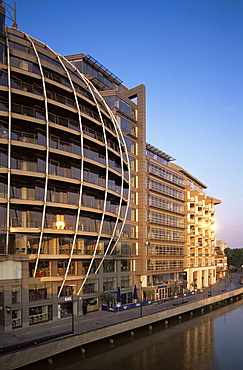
[58,301,77,318]
[12,309,22,329]
[121,292,132,305]
[83,298,98,314]
[29,305,50,325]
[58,302,72,318]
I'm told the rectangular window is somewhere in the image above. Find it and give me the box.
[121,275,133,288]
[12,286,21,304]
[29,283,52,301]
[83,279,98,294]
[103,277,117,291]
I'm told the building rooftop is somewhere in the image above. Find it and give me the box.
[146,143,175,162]
[65,53,123,86]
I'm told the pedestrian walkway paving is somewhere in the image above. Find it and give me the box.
[0,275,242,353]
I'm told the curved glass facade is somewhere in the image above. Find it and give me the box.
[0,27,130,296]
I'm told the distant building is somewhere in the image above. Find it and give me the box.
[215,239,228,279]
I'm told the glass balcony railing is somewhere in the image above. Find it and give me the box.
[0,125,8,138]
[12,103,46,120]
[11,78,43,96]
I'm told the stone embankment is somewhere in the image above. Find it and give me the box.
[1,279,243,369]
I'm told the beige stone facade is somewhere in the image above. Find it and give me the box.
[174,166,221,291]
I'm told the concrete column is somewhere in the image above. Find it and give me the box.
[197,269,202,289]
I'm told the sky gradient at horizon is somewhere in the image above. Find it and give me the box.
[6,0,243,248]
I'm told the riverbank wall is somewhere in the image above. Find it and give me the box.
[1,287,243,369]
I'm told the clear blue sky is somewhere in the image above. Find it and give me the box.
[6,0,243,248]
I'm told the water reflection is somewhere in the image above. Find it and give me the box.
[30,300,242,370]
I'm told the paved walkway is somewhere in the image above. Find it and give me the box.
[0,274,242,353]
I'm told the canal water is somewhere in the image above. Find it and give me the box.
[26,300,243,370]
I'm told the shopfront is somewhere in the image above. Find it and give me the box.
[29,305,51,325]
[58,297,77,319]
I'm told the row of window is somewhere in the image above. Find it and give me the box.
[147,162,184,187]
[147,194,184,214]
[9,212,122,233]
[148,226,184,242]
[147,210,184,228]
[0,141,124,167]
[147,244,184,256]
[1,182,137,209]
[2,234,137,256]
[0,156,129,194]
[148,178,184,200]
[0,114,117,152]
[28,259,133,279]
[147,259,184,271]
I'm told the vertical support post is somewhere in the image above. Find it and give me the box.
[72,287,74,334]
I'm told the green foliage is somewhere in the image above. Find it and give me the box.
[144,290,154,300]
[100,292,116,306]
[172,284,180,295]
[224,248,243,267]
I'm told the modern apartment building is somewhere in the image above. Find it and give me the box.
[174,165,221,290]
[145,144,186,299]
[0,15,135,329]
[0,3,221,331]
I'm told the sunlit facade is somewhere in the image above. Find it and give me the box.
[176,167,221,290]
[0,17,133,329]
[0,3,222,332]
[144,144,186,299]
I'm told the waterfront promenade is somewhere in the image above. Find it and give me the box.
[0,274,242,369]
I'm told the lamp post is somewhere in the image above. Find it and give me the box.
[139,278,143,317]
[222,271,227,291]
[208,274,212,297]
[181,280,184,304]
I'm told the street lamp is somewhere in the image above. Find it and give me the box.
[208,274,212,297]
[222,270,227,291]
[139,278,143,317]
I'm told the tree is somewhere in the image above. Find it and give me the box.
[100,292,116,306]
[143,290,154,300]
[172,284,180,295]
[224,248,243,268]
